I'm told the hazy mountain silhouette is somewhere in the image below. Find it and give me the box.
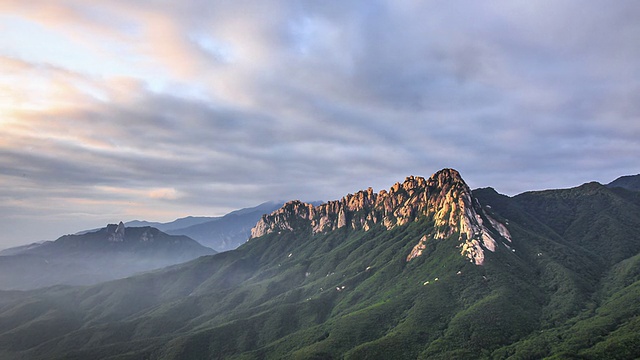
[165,201,286,252]
[0,223,214,290]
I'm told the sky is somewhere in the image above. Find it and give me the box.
[1,0,639,249]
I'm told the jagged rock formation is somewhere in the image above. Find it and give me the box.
[107,221,126,242]
[251,168,511,265]
[103,221,161,243]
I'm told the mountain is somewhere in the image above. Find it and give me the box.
[74,217,215,235]
[125,216,215,232]
[104,202,284,252]
[251,171,511,265]
[166,201,285,252]
[0,222,215,290]
[0,241,51,256]
[0,169,639,359]
[607,174,640,191]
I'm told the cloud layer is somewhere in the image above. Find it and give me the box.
[1,0,639,247]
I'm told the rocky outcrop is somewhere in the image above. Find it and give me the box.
[104,222,157,243]
[250,169,511,265]
[107,221,126,242]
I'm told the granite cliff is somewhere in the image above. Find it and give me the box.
[251,168,511,265]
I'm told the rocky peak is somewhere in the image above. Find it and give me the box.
[104,223,159,243]
[250,168,511,265]
[107,221,126,242]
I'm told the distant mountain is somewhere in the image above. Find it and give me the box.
[86,202,286,252]
[75,216,216,235]
[0,241,50,256]
[0,222,214,290]
[165,201,286,252]
[607,174,640,191]
[1,169,639,359]
[125,216,215,232]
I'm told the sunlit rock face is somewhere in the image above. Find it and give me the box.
[250,169,511,265]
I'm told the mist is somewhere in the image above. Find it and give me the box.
[0,225,215,291]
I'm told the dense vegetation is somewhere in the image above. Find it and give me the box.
[0,181,639,359]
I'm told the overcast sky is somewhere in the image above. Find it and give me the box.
[1,0,639,249]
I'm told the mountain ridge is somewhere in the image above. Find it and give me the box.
[607,174,640,191]
[125,216,215,232]
[168,201,285,252]
[251,169,511,265]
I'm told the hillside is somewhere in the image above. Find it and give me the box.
[0,169,639,359]
[0,223,215,290]
[607,174,640,192]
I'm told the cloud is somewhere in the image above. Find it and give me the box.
[0,0,639,247]
[148,188,180,200]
